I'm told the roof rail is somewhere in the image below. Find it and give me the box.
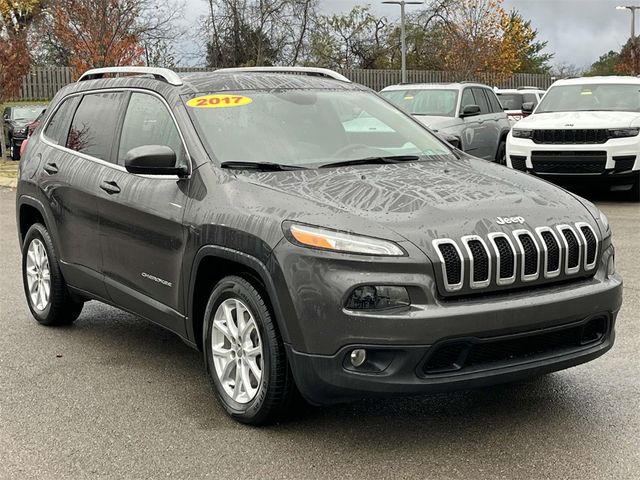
[77,67,183,86]
[517,85,542,90]
[214,66,351,83]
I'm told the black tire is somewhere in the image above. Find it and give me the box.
[203,275,296,425]
[495,139,506,165]
[10,138,20,161]
[22,223,84,326]
[628,173,640,202]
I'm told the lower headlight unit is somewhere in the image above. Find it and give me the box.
[346,285,410,311]
[607,251,615,276]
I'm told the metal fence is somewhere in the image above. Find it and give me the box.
[11,66,553,101]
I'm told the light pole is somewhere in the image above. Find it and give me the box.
[382,1,423,84]
[617,5,640,39]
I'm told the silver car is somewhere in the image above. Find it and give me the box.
[380,82,512,163]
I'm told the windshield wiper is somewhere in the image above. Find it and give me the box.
[319,155,422,169]
[220,161,306,171]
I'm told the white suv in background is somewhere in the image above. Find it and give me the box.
[496,87,546,124]
[506,76,640,200]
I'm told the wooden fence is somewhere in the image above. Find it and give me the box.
[11,66,553,101]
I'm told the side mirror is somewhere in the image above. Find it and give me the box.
[460,105,481,117]
[521,102,535,115]
[124,145,187,176]
[3,114,9,121]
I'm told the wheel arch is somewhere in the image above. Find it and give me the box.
[187,245,291,352]
[17,195,58,250]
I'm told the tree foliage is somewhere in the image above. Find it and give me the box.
[614,38,640,75]
[0,0,45,99]
[587,51,621,76]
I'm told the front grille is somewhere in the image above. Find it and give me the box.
[422,316,609,375]
[433,222,599,295]
[531,151,606,174]
[532,129,608,144]
[510,155,527,171]
[613,155,636,172]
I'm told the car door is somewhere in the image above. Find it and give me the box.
[458,88,483,157]
[480,87,509,160]
[97,91,190,335]
[37,93,125,298]
[469,87,497,159]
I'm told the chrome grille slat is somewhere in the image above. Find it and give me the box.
[462,235,491,289]
[575,222,599,270]
[557,225,582,275]
[487,233,516,286]
[535,227,562,278]
[432,239,464,292]
[513,229,540,282]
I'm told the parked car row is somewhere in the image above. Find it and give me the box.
[380,77,639,200]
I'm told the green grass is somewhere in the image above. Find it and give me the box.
[0,159,18,179]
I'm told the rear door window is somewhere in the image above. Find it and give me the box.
[461,89,475,111]
[43,97,79,145]
[117,93,184,163]
[67,92,127,162]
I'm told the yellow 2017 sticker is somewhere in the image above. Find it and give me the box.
[187,94,252,108]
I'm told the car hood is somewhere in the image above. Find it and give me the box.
[9,119,31,128]
[241,157,595,258]
[518,111,640,129]
[412,115,460,130]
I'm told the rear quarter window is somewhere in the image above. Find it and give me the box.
[43,97,79,145]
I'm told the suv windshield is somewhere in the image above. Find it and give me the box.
[536,84,640,113]
[185,89,455,167]
[380,89,458,117]
[11,107,44,121]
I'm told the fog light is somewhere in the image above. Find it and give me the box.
[350,349,367,367]
[607,252,615,276]
[345,285,410,310]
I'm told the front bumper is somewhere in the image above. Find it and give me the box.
[273,239,622,405]
[505,134,639,188]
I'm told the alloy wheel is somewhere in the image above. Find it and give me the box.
[211,298,264,404]
[25,238,51,311]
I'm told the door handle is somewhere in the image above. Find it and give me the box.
[100,180,121,195]
[43,162,58,175]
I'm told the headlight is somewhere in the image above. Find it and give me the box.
[512,129,533,139]
[607,128,639,138]
[599,210,610,232]
[16,127,27,135]
[288,224,405,256]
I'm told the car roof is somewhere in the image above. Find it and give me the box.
[551,76,640,86]
[496,89,544,94]
[381,82,491,91]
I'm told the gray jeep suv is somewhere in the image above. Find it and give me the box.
[381,82,512,163]
[16,67,622,424]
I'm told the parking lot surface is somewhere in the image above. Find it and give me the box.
[0,187,638,479]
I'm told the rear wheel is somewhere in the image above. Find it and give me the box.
[203,276,296,425]
[495,139,506,165]
[22,223,84,325]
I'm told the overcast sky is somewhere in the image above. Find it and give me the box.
[186,0,634,68]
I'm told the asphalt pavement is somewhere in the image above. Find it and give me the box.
[0,187,638,479]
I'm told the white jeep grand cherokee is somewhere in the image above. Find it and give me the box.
[506,76,640,200]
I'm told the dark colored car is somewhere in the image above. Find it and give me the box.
[3,105,47,160]
[16,67,622,425]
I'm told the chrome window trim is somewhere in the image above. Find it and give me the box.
[432,239,465,292]
[575,222,599,271]
[39,87,192,179]
[556,224,582,275]
[535,226,562,279]
[512,229,540,282]
[487,232,516,286]
[461,235,491,289]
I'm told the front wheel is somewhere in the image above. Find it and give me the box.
[203,276,296,425]
[22,223,84,325]
[10,139,20,160]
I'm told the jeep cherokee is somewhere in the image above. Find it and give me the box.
[16,66,623,424]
